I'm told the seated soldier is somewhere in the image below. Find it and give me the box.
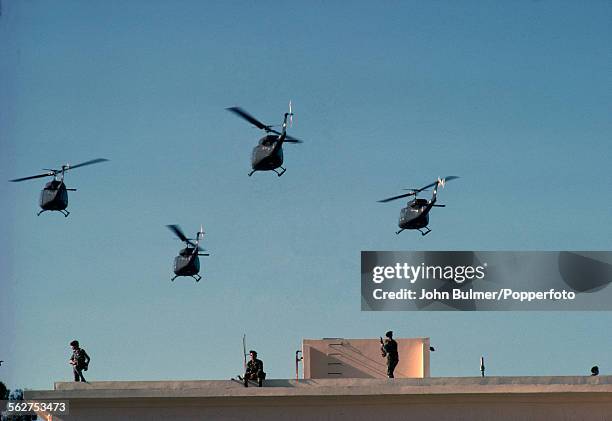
[243,350,266,387]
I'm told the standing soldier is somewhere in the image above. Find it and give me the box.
[68,340,90,382]
[243,350,266,387]
[380,331,399,378]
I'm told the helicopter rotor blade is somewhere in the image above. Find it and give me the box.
[10,158,108,182]
[377,191,416,203]
[187,245,206,254]
[9,172,54,182]
[284,135,303,143]
[64,158,109,171]
[405,176,460,194]
[441,175,459,184]
[380,176,459,203]
[261,127,303,143]
[166,224,189,242]
[226,107,272,132]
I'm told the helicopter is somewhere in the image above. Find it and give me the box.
[226,102,303,177]
[166,224,209,282]
[378,176,459,236]
[9,158,109,217]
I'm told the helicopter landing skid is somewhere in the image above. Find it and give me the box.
[37,209,70,217]
[273,167,286,177]
[395,229,405,235]
[170,274,201,282]
[248,170,256,177]
[418,227,431,236]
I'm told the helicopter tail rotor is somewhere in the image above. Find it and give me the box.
[436,176,459,188]
[196,225,209,256]
[282,101,303,143]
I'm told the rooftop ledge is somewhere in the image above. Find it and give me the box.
[25,376,612,400]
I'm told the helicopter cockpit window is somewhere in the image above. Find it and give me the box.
[259,135,276,146]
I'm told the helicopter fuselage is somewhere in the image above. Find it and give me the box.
[173,247,201,277]
[40,180,69,211]
[399,199,431,230]
[251,135,284,171]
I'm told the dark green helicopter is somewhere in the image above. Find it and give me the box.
[9,158,108,217]
[226,102,303,177]
[167,225,209,282]
[378,176,459,236]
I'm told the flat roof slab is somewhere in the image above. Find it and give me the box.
[25,376,612,400]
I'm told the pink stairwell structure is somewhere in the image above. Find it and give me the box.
[302,337,431,379]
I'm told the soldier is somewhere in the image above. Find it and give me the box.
[68,340,90,382]
[380,331,399,378]
[243,350,266,387]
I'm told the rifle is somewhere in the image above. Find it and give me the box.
[69,349,90,371]
[242,334,247,371]
[380,337,387,357]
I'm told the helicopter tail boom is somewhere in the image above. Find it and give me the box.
[272,101,296,152]
[425,176,457,213]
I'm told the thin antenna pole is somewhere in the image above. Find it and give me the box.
[480,356,485,377]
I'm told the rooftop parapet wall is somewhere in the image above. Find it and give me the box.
[24,377,612,421]
[23,376,612,399]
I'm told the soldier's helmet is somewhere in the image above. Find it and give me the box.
[249,350,257,356]
[385,331,393,338]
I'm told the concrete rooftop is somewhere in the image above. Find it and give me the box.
[26,376,612,400]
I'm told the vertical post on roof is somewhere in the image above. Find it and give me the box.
[480,356,485,377]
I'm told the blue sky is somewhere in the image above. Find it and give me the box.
[1,0,611,390]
